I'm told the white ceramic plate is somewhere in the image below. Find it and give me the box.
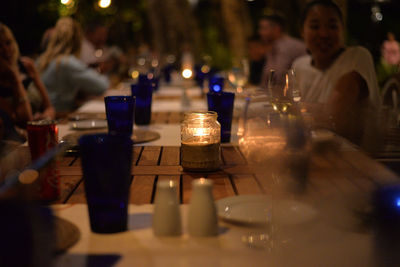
[216,195,272,225]
[216,195,317,226]
[69,120,108,130]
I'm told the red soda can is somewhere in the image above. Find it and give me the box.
[26,120,60,202]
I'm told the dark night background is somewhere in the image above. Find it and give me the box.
[0,0,399,64]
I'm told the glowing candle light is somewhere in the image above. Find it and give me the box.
[181,111,221,171]
[99,0,111,8]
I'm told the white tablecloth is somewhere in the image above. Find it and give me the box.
[53,204,374,267]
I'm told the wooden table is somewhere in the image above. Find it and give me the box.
[57,143,399,206]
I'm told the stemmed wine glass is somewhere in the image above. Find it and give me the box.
[267,69,301,114]
[227,58,249,94]
[237,93,310,250]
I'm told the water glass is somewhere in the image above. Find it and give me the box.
[207,91,235,143]
[104,96,135,136]
[79,133,133,233]
[131,74,154,125]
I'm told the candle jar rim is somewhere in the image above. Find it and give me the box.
[183,111,217,120]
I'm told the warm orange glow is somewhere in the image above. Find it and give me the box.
[99,0,111,8]
[182,69,193,79]
[61,0,72,5]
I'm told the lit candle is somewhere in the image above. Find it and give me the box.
[181,111,221,172]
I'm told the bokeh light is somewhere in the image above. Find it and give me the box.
[99,0,111,9]
[182,69,193,79]
[131,70,139,79]
[60,0,72,5]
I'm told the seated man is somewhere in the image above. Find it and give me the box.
[258,14,307,87]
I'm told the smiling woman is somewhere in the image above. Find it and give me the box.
[292,0,382,152]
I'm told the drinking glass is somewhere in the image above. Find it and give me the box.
[79,133,133,233]
[104,95,135,136]
[227,58,249,94]
[237,93,310,250]
[131,74,154,125]
[267,69,301,114]
[207,91,235,143]
[208,74,225,93]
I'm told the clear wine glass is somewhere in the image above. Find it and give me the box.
[228,58,250,94]
[267,69,300,114]
[237,93,310,250]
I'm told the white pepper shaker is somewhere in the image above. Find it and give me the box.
[188,178,219,237]
[152,180,182,236]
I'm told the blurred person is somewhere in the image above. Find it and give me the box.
[0,23,54,121]
[80,21,108,67]
[382,32,400,66]
[80,21,123,77]
[247,35,266,85]
[292,0,381,151]
[377,32,400,87]
[258,13,306,87]
[37,17,109,114]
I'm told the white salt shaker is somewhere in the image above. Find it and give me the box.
[188,178,219,237]
[153,180,182,236]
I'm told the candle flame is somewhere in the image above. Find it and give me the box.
[194,127,209,136]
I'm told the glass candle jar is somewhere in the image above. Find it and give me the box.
[181,111,221,172]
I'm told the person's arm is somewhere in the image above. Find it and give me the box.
[20,57,55,119]
[66,56,109,95]
[325,71,368,140]
[12,75,33,125]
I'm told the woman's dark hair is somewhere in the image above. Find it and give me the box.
[300,0,344,26]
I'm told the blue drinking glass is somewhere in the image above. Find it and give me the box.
[104,96,135,136]
[131,74,154,125]
[208,75,225,93]
[194,64,205,88]
[207,91,235,143]
[79,133,133,233]
[162,64,174,84]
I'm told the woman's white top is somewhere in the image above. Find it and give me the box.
[292,46,382,151]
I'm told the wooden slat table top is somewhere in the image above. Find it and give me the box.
[57,145,400,205]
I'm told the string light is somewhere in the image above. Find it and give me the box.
[60,0,72,5]
[182,69,193,79]
[98,0,111,8]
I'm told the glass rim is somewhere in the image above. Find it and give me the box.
[183,110,217,118]
[207,91,235,96]
[78,133,133,146]
[104,95,135,102]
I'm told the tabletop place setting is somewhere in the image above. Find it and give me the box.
[2,5,400,264]
[0,65,397,267]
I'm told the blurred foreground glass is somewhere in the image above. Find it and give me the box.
[131,74,154,125]
[104,96,135,136]
[237,94,310,249]
[207,91,235,143]
[0,200,54,267]
[267,69,300,114]
[79,134,133,233]
[372,184,400,266]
